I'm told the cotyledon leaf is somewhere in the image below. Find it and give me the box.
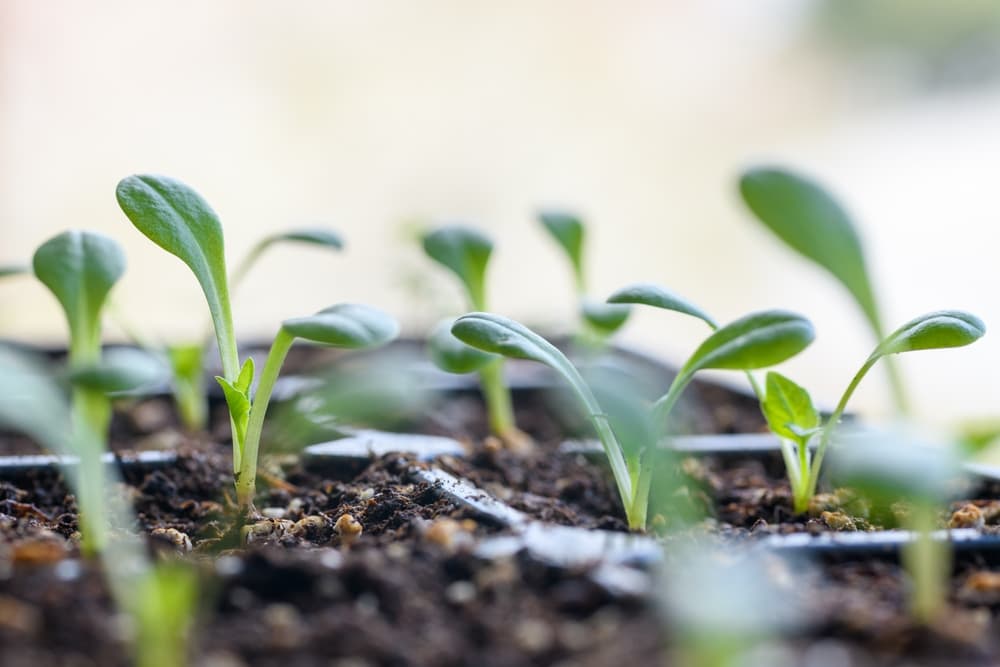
[428,317,499,374]
[421,226,493,309]
[538,211,585,289]
[739,167,880,333]
[282,303,399,349]
[116,174,238,379]
[874,310,985,358]
[32,230,125,358]
[607,282,717,329]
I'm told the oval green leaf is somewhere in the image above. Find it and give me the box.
[421,225,493,309]
[581,299,631,336]
[762,371,819,442]
[607,282,717,329]
[538,211,585,289]
[428,317,498,374]
[684,310,815,374]
[69,347,168,394]
[739,167,881,332]
[116,174,238,378]
[32,231,125,355]
[282,303,399,349]
[876,310,985,357]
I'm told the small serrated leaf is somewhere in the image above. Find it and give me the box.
[235,357,255,394]
[762,372,819,443]
[216,376,250,447]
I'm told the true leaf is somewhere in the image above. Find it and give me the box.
[538,211,585,289]
[235,357,255,394]
[32,231,125,356]
[421,226,493,309]
[216,375,251,447]
[428,317,498,374]
[682,310,815,374]
[607,283,717,328]
[116,174,238,378]
[166,344,203,379]
[69,348,168,394]
[762,371,819,442]
[875,310,985,358]
[739,167,881,332]
[581,299,631,336]
[282,303,399,349]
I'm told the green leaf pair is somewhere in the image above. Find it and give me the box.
[452,308,814,529]
[117,174,398,511]
[759,310,985,514]
[539,211,631,340]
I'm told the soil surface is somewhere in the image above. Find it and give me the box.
[2,343,1000,665]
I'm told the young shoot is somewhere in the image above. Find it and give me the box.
[0,345,197,667]
[761,310,985,515]
[831,426,963,624]
[32,231,164,554]
[422,225,529,451]
[451,310,813,529]
[116,174,398,513]
[538,211,631,345]
[739,166,908,413]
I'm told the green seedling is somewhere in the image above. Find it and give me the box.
[451,310,813,529]
[0,345,197,667]
[422,225,529,450]
[538,211,631,344]
[32,231,164,554]
[740,166,909,413]
[761,310,985,514]
[831,426,963,624]
[117,174,398,512]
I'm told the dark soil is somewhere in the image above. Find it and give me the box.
[3,343,1000,665]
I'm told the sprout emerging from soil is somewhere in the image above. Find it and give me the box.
[451,310,814,530]
[0,345,197,667]
[831,425,964,624]
[32,231,165,554]
[538,211,631,346]
[739,166,909,414]
[116,174,399,513]
[762,310,985,515]
[422,225,530,452]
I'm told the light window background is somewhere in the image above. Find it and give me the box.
[2,1,999,425]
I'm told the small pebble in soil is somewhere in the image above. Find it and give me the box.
[242,519,294,545]
[290,515,330,542]
[11,532,68,564]
[444,580,477,605]
[513,618,554,654]
[959,571,1000,603]
[0,593,41,634]
[260,507,286,520]
[820,511,857,532]
[423,518,474,552]
[150,527,193,552]
[262,603,304,649]
[949,503,985,529]
[215,555,243,577]
[334,513,363,545]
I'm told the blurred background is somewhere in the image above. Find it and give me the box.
[2,0,999,425]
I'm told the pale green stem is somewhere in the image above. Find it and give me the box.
[903,501,946,624]
[478,359,517,437]
[236,328,295,510]
[806,355,879,499]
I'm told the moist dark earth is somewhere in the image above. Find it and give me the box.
[2,347,1000,666]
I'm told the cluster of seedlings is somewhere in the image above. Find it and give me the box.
[0,166,989,666]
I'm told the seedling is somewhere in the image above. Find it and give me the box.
[114,226,345,432]
[117,174,398,512]
[0,345,197,666]
[739,166,909,413]
[32,231,164,554]
[831,426,963,624]
[538,211,631,345]
[451,309,813,529]
[422,225,528,450]
[760,310,985,514]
